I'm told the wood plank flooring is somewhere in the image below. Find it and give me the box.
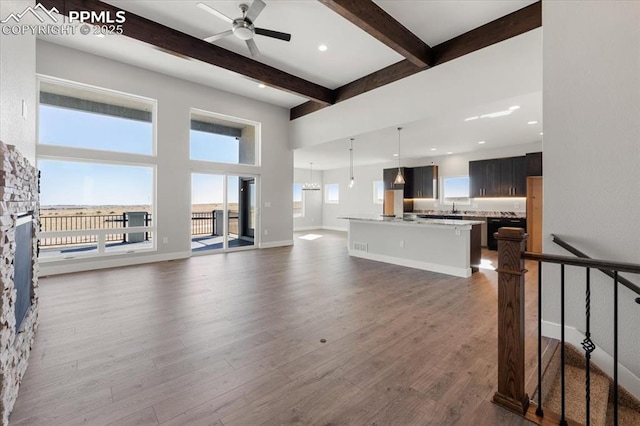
[10,230,538,425]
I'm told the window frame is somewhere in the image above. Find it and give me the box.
[293,183,305,218]
[37,75,157,157]
[324,183,340,204]
[373,180,384,204]
[441,175,471,206]
[189,108,261,167]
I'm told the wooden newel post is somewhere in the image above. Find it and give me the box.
[492,227,529,415]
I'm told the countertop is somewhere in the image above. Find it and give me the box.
[340,215,484,228]
[409,210,527,219]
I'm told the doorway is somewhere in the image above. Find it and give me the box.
[191,173,258,253]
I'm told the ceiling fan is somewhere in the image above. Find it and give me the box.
[197,0,291,57]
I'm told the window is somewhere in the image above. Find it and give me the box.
[37,78,156,261]
[293,183,304,217]
[38,160,154,258]
[442,176,470,204]
[38,80,154,155]
[373,180,384,204]
[325,184,339,204]
[190,109,258,165]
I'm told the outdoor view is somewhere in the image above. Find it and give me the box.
[38,82,253,257]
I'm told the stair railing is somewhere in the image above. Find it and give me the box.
[492,227,640,426]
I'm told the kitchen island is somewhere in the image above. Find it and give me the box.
[340,216,483,278]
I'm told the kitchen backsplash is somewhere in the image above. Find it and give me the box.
[412,197,527,214]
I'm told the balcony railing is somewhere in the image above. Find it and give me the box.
[39,211,239,247]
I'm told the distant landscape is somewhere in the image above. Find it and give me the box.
[39,204,241,238]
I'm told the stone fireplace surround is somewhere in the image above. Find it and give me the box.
[0,142,39,426]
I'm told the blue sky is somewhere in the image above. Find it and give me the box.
[39,105,242,206]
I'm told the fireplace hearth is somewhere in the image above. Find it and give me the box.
[0,142,39,426]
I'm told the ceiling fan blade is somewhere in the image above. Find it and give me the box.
[246,0,266,23]
[204,29,233,42]
[197,2,233,24]
[255,28,291,42]
[246,38,260,57]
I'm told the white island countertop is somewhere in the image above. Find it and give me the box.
[339,215,484,228]
[340,216,483,277]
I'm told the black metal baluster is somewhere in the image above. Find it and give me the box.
[560,264,567,426]
[536,260,544,417]
[614,271,619,426]
[581,268,595,426]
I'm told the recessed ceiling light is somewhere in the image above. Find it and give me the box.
[393,153,398,157]
[528,120,538,125]
[447,152,453,155]
[258,83,266,89]
[509,105,520,110]
[430,148,437,151]
[464,116,479,122]
[540,132,544,136]
[318,44,328,52]
[478,141,486,144]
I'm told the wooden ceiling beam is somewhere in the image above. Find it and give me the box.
[40,0,335,105]
[318,0,431,67]
[291,1,541,120]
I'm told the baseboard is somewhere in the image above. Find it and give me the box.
[293,226,322,232]
[259,240,293,249]
[322,226,348,232]
[39,251,192,276]
[542,320,640,400]
[348,249,472,278]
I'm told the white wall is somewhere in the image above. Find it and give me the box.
[293,167,323,230]
[543,0,640,381]
[322,163,385,231]
[36,41,293,273]
[0,1,36,163]
[319,141,541,231]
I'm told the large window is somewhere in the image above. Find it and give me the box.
[190,109,258,165]
[325,184,339,204]
[293,183,304,217]
[38,160,154,258]
[37,78,156,260]
[38,80,154,155]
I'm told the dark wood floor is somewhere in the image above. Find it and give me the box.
[11,231,538,425]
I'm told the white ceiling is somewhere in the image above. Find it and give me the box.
[37,0,542,170]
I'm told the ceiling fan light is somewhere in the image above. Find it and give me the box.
[233,25,254,40]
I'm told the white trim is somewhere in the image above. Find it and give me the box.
[259,240,293,249]
[322,226,348,232]
[542,320,640,400]
[348,250,472,278]
[294,226,322,232]
[39,251,192,276]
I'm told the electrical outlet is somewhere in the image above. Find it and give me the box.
[514,203,520,209]
[399,240,405,248]
[264,229,268,235]
[455,228,461,236]
[162,237,168,244]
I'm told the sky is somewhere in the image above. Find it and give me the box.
[39,105,245,207]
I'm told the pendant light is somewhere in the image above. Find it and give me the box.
[302,162,320,191]
[348,138,355,189]
[394,127,405,185]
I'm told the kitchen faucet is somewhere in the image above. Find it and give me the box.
[452,201,458,214]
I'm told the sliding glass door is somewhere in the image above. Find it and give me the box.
[191,173,257,253]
